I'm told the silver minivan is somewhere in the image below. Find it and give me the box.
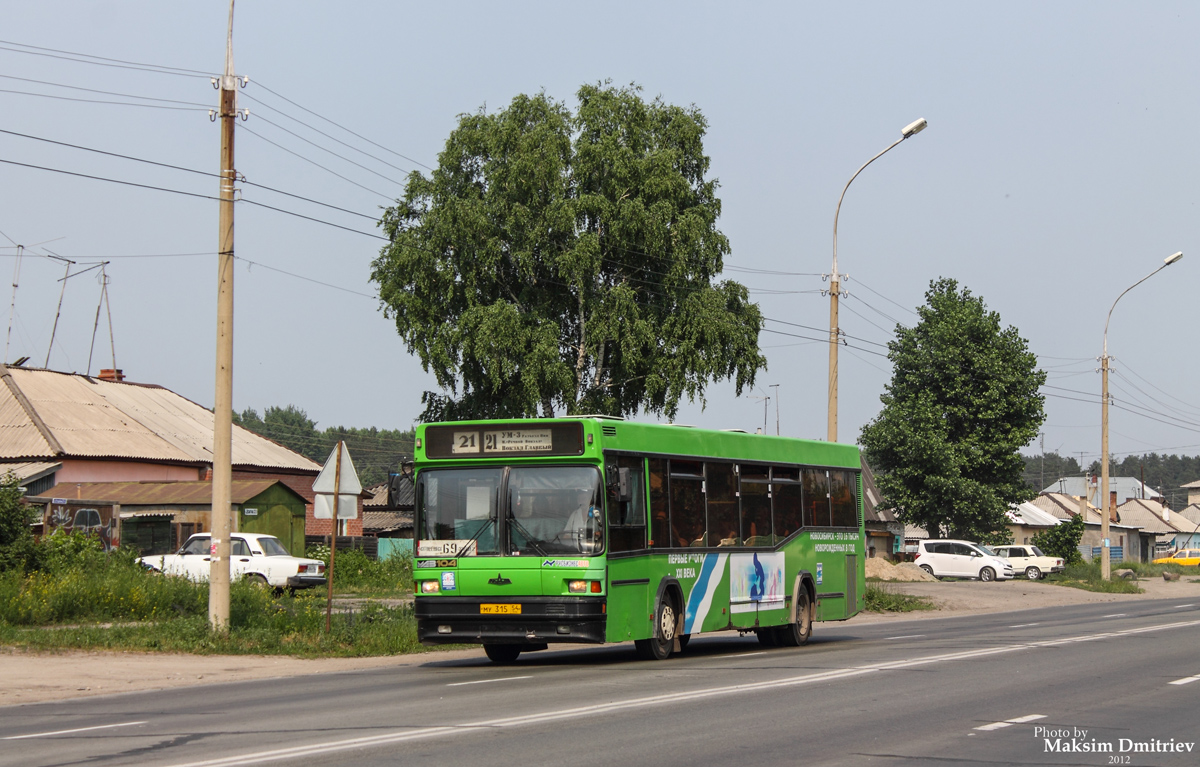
[914,539,1015,581]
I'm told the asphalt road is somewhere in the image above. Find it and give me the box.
[3,598,1199,767]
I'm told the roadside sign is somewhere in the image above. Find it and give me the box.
[313,442,361,519]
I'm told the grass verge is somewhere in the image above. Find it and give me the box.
[1044,562,1142,594]
[863,582,936,612]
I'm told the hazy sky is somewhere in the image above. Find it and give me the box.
[3,1,1198,475]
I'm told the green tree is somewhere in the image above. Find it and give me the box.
[860,278,1047,541]
[0,472,39,573]
[1031,513,1085,566]
[371,82,765,420]
[234,406,414,488]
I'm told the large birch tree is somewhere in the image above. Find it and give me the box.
[372,83,765,420]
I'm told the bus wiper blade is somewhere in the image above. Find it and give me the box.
[507,513,548,557]
[454,514,494,557]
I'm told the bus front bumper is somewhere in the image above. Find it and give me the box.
[416,596,607,645]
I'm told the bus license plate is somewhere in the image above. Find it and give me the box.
[480,604,521,615]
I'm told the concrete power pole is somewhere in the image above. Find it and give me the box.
[209,0,240,631]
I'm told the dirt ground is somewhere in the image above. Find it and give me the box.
[4,576,1200,707]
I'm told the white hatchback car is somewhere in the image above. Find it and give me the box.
[914,539,1015,581]
[139,532,326,591]
[990,545,1064,580]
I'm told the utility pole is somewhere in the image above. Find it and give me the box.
[44,253,75,368]
[770,384,780,436]
[1039,432,1044,490]
[209,0,240,632]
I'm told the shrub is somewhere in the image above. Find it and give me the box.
[1032,513,1085,566]
[863,583,936,612]
[0,473,40,574]
[305,544,413,594]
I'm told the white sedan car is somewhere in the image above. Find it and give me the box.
[990,545,1064,580]
[139,532,326,590]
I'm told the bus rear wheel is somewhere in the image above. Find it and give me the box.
[776,588,812,647]
[483,644,522,664]
[635,597,677,660]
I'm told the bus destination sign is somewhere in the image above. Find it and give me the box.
[425,422,584,459]
[451,428,553,454]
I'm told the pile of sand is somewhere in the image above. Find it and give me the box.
[865,556,938,582]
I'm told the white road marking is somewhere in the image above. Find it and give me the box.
[157,618,1200,767]
[1168,674,1200,686]
[1102,613,1126,618]
[885,635,925,640]
[1173,604,1195,609]
[3,721,147,740]
[1009,623,1040,628]
[974,714,1046,731]
[446,676,531,687]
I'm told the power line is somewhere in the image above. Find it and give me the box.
[241,92,417,176]
[240,198,386,240]
[0,127,217,178]
[249,112,407,188]
[0,157,220,201]
[251,80,433,171]
[235,255,376,299]
[0,87,208,111]
[0,73,210,107]
[0,40,211,78]
[241,124,394,201]
[1,126,380,221]
[2,157,387,241]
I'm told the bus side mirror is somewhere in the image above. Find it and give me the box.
[617,468,632,503]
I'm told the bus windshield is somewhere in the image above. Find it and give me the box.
[508,466,603,556]
[417,466,603,557]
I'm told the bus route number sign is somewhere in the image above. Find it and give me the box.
[452,429,553,454]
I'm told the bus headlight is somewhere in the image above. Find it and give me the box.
[568,580,602,594]
[420,580,440,593]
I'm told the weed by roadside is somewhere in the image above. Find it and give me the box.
[863,583,936,612]
[305,545,413,595]
[1043,562,1142,594]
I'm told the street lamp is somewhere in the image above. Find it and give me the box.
[827,118,928,442]
[1100,250,1182,579]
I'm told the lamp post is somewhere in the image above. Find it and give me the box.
[827,118,927,442]
[1100,250,1182,579]
[769,383,780,435]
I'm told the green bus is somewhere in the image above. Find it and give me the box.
[413,417,865,662]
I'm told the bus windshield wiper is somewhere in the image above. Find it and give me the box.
[507,513,548,557]
[454,513,495,557]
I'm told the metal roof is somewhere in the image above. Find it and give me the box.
[362,510,412,533]
[1041,476,1162,504]
[0,461,61,482]
[36,479,293,506]
[0,367,318,472]
[1115,499,1188,535]
[1006,502,1061,527]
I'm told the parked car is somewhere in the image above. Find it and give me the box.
[138,532,326,591]
[914,539,1015,581]
[990,545,1065,580]
[1153,549,1200,566]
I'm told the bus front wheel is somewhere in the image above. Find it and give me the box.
[484,644,522,664]
[635,597,677,660]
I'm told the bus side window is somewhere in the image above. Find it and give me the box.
[670,460,706,547]
[706,463,738,546]
[774,482,802,541]
[803,469,831,527]
[830,471,858,527]
[648,459,670,549]
[606,454,647,552]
